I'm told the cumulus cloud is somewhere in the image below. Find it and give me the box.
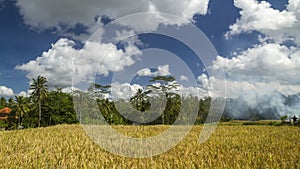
[0,86,14,96]
[110,82,143,100]
[174,85,208,98]
[222,0,300,98]
[198,41,300,98]
[14,0,212,93]
[227,0,296,36]
[212,43,300,85]
[180,75,189,82]
[197,74,210,90]
[109,82,207,100]
[15,38,142,88]
[207,0,300,119]
[227,0,300,44]
[136,64,171,77]
[18,90,31,97]
[16,0,210,33]
[197,74,300,99]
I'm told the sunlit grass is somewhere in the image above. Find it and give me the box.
[0,124,299,168]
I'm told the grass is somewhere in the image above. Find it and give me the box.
[0,124,299,168]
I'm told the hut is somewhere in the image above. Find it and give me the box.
[0,107,12,120]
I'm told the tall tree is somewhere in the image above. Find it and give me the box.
[148,75,179,124]
[130,89,151,113]
[30,75,48,127]
[88,83,111,99]
[14,96,30,126]
[44,88,78,125]
[0,97,7,109]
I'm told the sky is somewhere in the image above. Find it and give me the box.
[0,0,300,103]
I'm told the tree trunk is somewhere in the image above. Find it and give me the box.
[18,112,21,127]
[162,112,165,124]
[38,99,41,127]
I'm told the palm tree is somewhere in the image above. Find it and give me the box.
[14,96,30,126]
[130,89,151,113]
[30,75,48,127]
[130,89,151,123]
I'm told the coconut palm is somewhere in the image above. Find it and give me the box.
[14,96,30,126]
[130,89,151,113]
[30,75,48,127]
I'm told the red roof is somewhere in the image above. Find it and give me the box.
[0,107,11,114]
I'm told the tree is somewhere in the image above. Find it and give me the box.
[44,89,78,125]
[148,75,179,124]
[280,115,288,124]
[198,97,211,124]
[14,96,30,126]
[88,83,111,99]
[0,97,7,109]
[30,75,48,127]
[130,89,151,122]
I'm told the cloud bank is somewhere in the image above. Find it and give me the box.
[15,38,141,88]
[16,0,210,33]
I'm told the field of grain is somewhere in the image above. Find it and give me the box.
[0,124,299,168]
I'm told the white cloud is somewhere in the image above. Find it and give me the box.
[114,29,136,43]
[180,75,189,82]
[110,82,143,100]
[212,43,300,85]
[222,0,300,99]
[137,64,171,77]
[227,0,300,44]
[206,42,300,98]
[0,86,14,96]
[16,0,210,33]
[174,85,208,98]
[227,0,296,36]
[197,74,210,90]
[136,68,152,77]
[18,90,31,97]
[196,74,300,99]
[15,38,142,88]
[109,82,207,100]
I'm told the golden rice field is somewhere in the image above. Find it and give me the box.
[0,124,299,169]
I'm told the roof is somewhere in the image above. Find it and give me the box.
[0,107,12,114]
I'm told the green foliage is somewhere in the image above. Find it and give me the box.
[0,97,7,109]
[148,75,179,124]
[30,75,48,127]
[14,96,30,126]
[0,76,230,129]
[0,120,8,129]
[43,89,78,126]
[196,96,211,124]
[163,93,181,124]
[0,78,78,129]
[280,115,288,123]
[96,98,128,125]
[130,89,151,113]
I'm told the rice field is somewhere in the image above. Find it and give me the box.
[0,124,299,168]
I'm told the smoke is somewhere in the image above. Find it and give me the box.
[224,91,300,120]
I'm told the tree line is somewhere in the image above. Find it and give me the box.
[0,75,220,129]
[0,76,78,129]
[74,75,217,125]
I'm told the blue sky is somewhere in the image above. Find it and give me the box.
[1,0,299,101]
